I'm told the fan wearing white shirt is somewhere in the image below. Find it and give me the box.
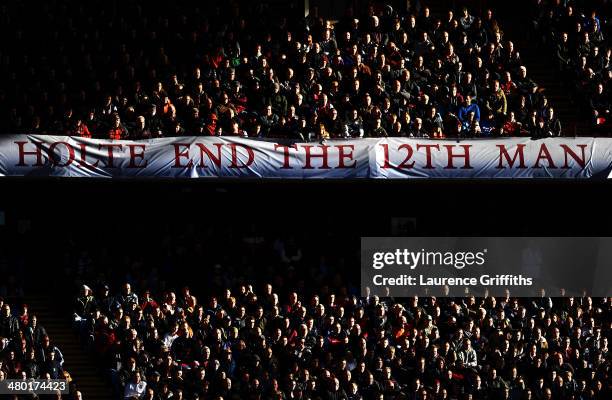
[124,371,147,399]
[162,322,180,349]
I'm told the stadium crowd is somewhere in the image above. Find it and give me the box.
[0,0,564,140]
[0,298,69,384]
[531,0,611,127]
[74,283,612,400]
[70,227,611,400]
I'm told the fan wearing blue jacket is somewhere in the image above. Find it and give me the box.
[458,95,481,130]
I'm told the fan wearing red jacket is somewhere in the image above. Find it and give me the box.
[108,114,128,140]
[71,119,92,138]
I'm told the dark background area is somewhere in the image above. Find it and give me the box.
[1,179,609,239]
[0,179,610,297]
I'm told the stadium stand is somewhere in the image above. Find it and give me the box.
[0,0,566,139]
[1,179,612,399]
[0,297,77,392]
[61,214,611,400]
[74,272,612,399]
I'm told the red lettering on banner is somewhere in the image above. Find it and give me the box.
[497,144,526,169]
[195,143,223,168]
[48,141,75,167]
[416,144,440,169]
[98,143,123,168]
[443,145,472,169]
[380,144,391,168]
[127,144,148,168]
[336,145,356,168]
[172,143,193,168]
[301,145,331,169]
[560,144,587,168]
[397,144,415,168]
[78,143,99,168]
[229,143,255,168]
[534,143,556,168]
[274,144,297,169]
[15,141,44,167]
[5,138,601,177]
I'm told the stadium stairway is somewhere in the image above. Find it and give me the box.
[27,295,114,400]
[499,11,586,136]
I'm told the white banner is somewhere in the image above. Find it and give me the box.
[0,135,611,178]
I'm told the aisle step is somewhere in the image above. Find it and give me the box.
[27,296,114,400]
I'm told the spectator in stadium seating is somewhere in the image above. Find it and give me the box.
[423,106,444,138]
[74,285,95,322]
[544,107,562,136]
[25,315,47,347]
[326,108,346,138]
[515,95,531,125]
[409,117,427,137]
[458,96,481,130]
[0,304,20,339]
[260,105,280,137]
[555,32,573,72]
[38,334,64,367]
[131,116,152,140]
[457,337,478,369]
[70,118,92,139]
[484,79,508,122]
[500,111,522,136]
[124,371,147,399]
[370,118,388,137]
[345,109,365,138]
[532,116,549,138]
[590,83,611,124]
[168,120,186,137]
[515,66,539,106]
[315,122,330,141]
[42,349,63,379]
[108,114,129,140]
[460,8,475,31]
